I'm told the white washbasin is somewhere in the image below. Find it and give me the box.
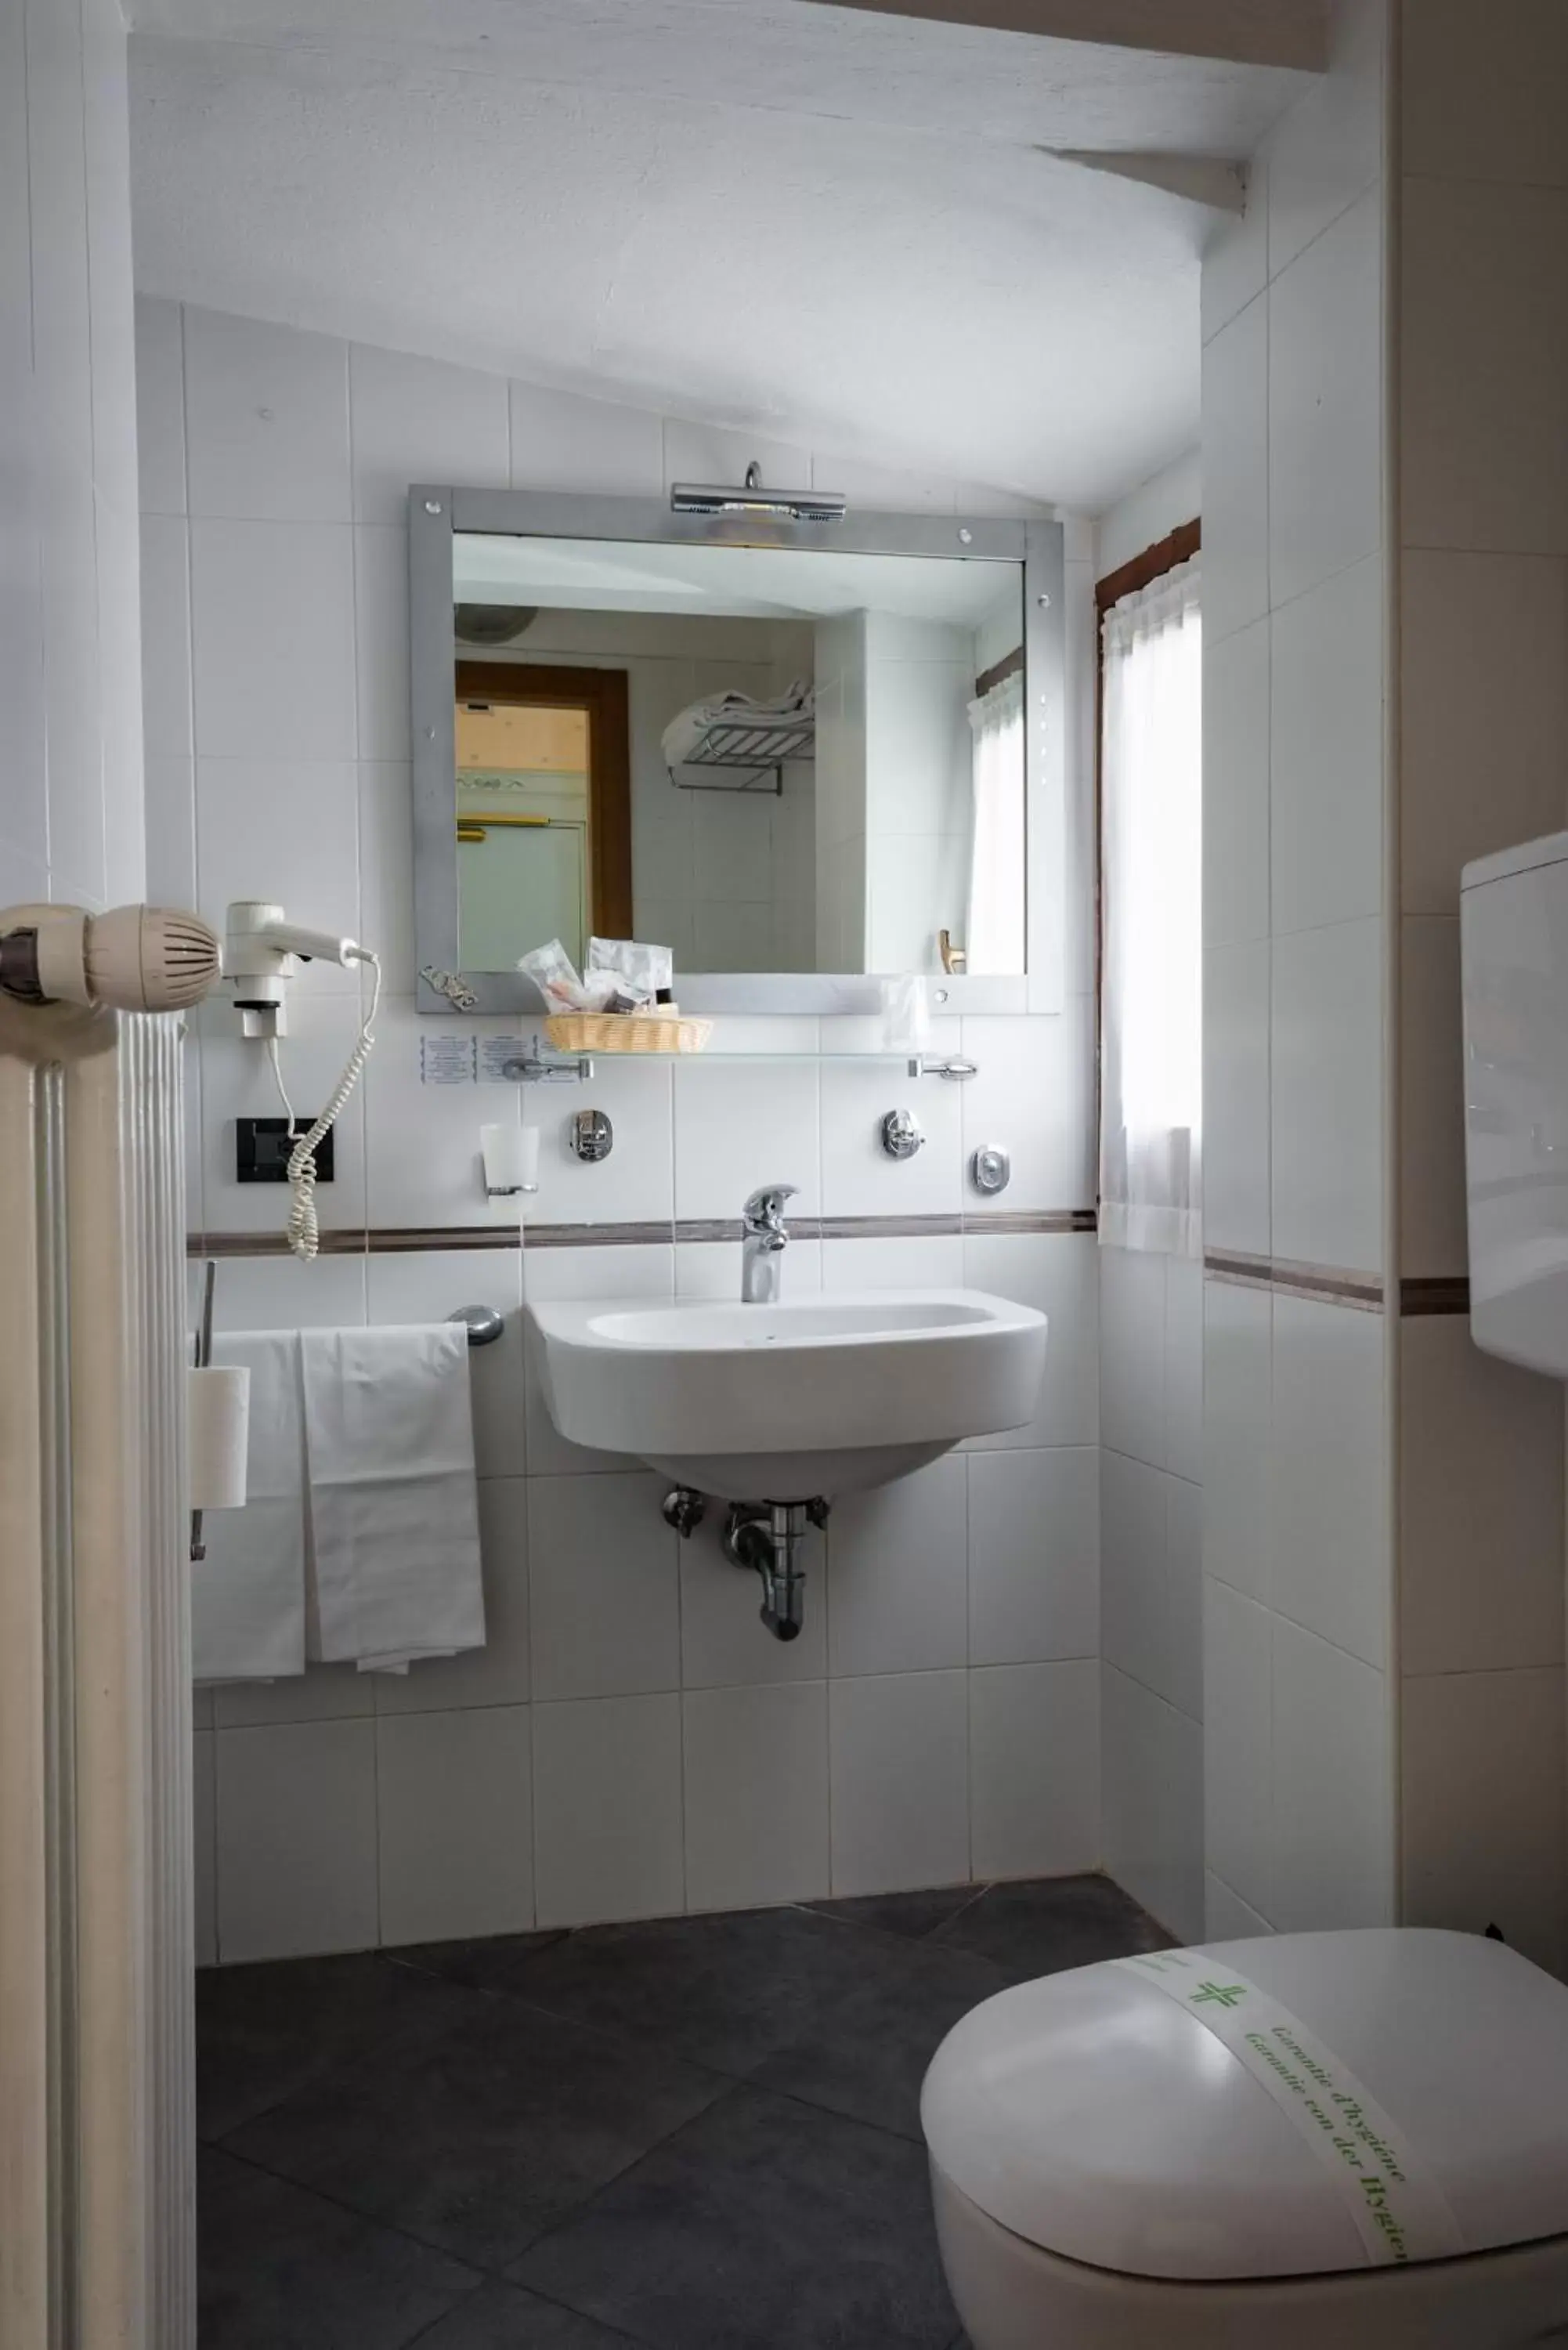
[527,1288,1048,1501]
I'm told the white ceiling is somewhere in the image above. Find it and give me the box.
[456,533,1015,623]
[127,0,1308,510]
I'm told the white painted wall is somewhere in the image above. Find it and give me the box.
[2,0,145,914]
[1094,448,1201,580]
[140,299,1107,1959]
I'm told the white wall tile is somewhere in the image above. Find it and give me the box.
[361,996,515,1228]
[828,1455,968,1678]
[963,1233,1098,1451]
[675,1236,822,1300]
[1399,1318,1564,1678]
[1205,1872,1273,1941]
[1269,185,1383,612]
[970,1661,1099,1881]
[215,1719,378,1961]
[663,419,811,493]
[1402,1666,1566,1974]
[1165,1475,1204,1723]
[1163,1257,1205,1487]
[970,1448,1098,1668]
[1401,176,1568,555]
[679,1506,827,1687]
[139,512,191,760]
[1398,916,1465,1280]
[197,989,367,1235]
[673,1058,820,1221]
[533,1693,684,1927]
[204,1248,367,1333]
[195,759,360,977]
[821,1235,964,1289]
[1203,615,1270,949]
[959,1008,1095,1213]
[1270,916,1383,1274]
[1201,154,1267,346]
[1270,1619,1393,1932]
[377,1705,533,1945]
[529,1058,674,1227]
[144,757,196,906]
[1099,1244,1165,1470]
[193,1727,216,1966]
[528,1470,680,1701]
[1270,554,1384,935]
[1204,941,1271,1256]
[353,524,409,761]
[683,1680,830,1911]
[511,378,665,495]
[190,519,356,760]
[1201,295,1270,645]
[819,1058,964,1218]
[1204,1278,1271,1603]
[1403,0,1568,188]
[1203,1578,1274,1920]
[212,1662,372,1733]
[358,761,415,1008]
[184,309,349,523]
[1270,1291,1387,1668]
[375,1477,531,1716]
[1101,1665,1205,1943]
[1264,0,1384,277]
[1100,1449,1169,1699]
[1400,549,1568,913]
[135,294,186,515]
[828,1670,970,1897]
[814,453,955,512]
[350,343,509,526]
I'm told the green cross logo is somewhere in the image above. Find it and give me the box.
[1191,1981,1248,2009]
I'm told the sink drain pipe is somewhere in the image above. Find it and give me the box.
[663,1489,829,1641]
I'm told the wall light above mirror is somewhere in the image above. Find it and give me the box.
[410,486,1064,1017]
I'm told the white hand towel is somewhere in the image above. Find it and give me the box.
[299,1325,485,1673]
[193,1332,309,1683]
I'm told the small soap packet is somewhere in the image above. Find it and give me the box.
[518,937,586,1011]
[588,937,674,1004]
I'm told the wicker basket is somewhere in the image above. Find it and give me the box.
[544,1011,714,1056]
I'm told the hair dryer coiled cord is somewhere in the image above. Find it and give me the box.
[266,948,381,1261]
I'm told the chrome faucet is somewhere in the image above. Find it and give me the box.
[741,1182,797,1303]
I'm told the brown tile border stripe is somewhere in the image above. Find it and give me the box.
[1205,1248,1386,1313]
[1399,1275,1471,1318]
[187,1207,1097,1259]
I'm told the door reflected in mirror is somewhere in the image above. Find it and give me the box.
[450,534,1025,979]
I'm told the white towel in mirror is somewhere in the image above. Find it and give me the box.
[194,1332,308,1683]
[299,1324,485,1673]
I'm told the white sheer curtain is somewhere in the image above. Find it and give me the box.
[1099,555,1202,1257]
[966,667,1025,975]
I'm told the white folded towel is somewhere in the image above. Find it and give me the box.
[193,1332,309,1683]
[662,679,814,768]
[299,1325,485,1674]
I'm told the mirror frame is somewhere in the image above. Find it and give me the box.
[409,484,1065,1016]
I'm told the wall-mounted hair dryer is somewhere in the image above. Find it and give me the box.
[223,901,381,1262]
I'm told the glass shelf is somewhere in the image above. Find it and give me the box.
[502,1046,977,1082]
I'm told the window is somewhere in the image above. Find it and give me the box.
[1097,526,1201,1257]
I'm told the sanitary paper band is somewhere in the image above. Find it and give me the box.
[1115,1949,1465,2268]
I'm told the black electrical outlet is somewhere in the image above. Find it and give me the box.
[237,1118,334,1184]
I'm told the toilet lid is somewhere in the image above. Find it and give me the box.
[921,1929,1568,2281]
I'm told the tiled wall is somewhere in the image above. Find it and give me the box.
[1091,455,1206,1946]
[136,299,1107,1961]
[1199,0,1396,1944]
[1,0,144,913]
[1393,0,1568,1973]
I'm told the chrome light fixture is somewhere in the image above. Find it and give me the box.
[670,458,846,523]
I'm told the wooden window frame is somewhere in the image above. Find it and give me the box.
[454,660,634,939]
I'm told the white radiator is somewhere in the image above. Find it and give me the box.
[0,996,193,2350]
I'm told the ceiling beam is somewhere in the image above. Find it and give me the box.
[796,0,1328,72]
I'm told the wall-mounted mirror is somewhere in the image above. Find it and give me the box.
[410,490,1064,1015]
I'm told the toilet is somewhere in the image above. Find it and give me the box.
[921,1929,1568,2348]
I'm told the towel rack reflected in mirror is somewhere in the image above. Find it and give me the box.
[449,1304,504,1347]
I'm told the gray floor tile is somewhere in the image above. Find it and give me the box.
[933,1873,1172,1982]
[510,1904,927,2077]
[198,1951,482,2142]
[513,2085,959,2350]
[410,2280,646,2346]
[198,2146,479,2350]
[804,1886,985,1942]
[390,1932,568,1998]
[224,1991,729,2270]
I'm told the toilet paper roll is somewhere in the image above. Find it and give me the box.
[188,1364,251,1510]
